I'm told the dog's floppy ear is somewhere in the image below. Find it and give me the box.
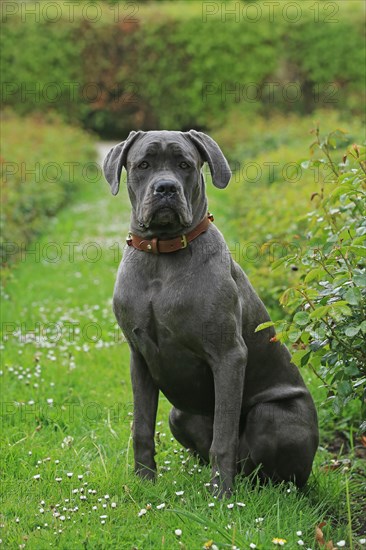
[187,130,231,189]
[103,131,142,195]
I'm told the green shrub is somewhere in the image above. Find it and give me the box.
[257,129,366,428]
[209,109,363,317]
[0,110,96,267]
[1,19,82,117]
[1,1,364,136]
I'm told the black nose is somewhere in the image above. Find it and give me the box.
[154,180,178,196]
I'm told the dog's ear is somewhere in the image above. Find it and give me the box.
[102,131,142,195]
[187,130,231,189]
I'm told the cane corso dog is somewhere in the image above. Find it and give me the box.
[103,130,319,497]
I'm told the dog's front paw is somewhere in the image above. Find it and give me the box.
[210,475,233,499]
[135,465,157,482]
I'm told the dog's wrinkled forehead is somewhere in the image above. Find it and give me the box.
[127,131,201,166]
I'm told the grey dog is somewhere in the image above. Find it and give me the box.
[103,130,319,497]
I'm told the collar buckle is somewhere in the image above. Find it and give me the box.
[180,234,188,249]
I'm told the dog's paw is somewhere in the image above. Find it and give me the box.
[135,465,157,482]
[210,477,233,500]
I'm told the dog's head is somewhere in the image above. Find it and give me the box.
[103,130,231,237]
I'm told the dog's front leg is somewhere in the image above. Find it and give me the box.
[130,349,159,481]
[209,344,247,497]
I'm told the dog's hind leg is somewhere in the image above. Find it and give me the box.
[237,431,258,477]
[169,407,213,464]
[238,396,318,487]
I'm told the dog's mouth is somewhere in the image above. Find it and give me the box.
[141,201,192,228]
[137,195,193,231]
[151,206,179,226]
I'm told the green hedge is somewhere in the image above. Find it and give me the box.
[1,1,364,136]
[0,111,96,267]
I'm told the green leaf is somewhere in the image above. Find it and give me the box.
[345,326,361,337]
[309,305,330,319]
[360,320,366,333]
[344,287,362,305]
[280,288,295,306]
[329,301,353,316]
[300,351,311,367]
[337,380,353,398]
[327,137,337,148]
[329,184,353,201]
[288,329,302,343]
[353,274,366,287]
[329,300,350,309]
[293,311,310,326]
[344,365,360,377]
[309,339,328,351]
[292,349,309,367]
[352,236,366,246]
[304,267,326,283]
[311,159,326,167]
[350,245,366,257]
[255,321,275,333]
[270,257,287,270]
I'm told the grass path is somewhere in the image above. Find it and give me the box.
[0,146,362,549]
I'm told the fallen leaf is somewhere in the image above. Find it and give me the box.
[315,522,338,550]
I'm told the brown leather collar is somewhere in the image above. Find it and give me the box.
[126,213,214,254]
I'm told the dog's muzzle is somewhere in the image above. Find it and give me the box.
[140,179,191,228]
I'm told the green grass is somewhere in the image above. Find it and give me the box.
[1,152,365,549]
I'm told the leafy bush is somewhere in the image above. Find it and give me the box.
[1,19,82,116]
[1,1,364,136]
[209,109,363,317]
[0,110,96,267]
[256,128,366,428]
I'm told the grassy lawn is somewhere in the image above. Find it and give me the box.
[1,153,365,549]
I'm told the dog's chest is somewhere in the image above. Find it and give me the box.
[114,255,216,408]
[117,253,204,330]
[115,246,232,355]
[122,273,196,346]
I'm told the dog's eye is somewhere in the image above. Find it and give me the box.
[179,162,190,169]
[138,161,150,169]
